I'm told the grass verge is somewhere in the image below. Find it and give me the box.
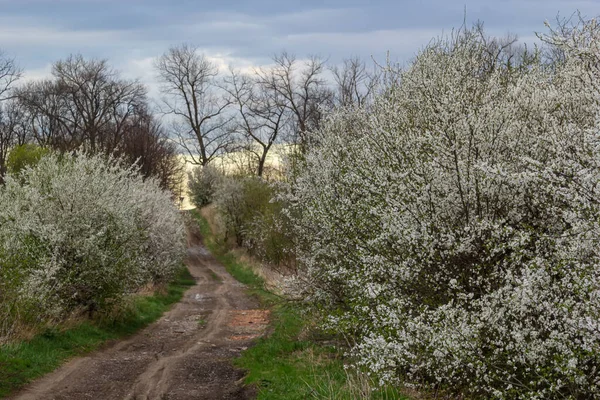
[190,208,406,399]
[0,267,195,399]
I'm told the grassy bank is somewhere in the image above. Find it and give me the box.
[190,208,406,399]
[0,267,195,398]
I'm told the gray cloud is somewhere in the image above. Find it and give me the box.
[0,0,594,97]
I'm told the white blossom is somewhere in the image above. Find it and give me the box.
[0,152,186,341]
[285,18,600,399]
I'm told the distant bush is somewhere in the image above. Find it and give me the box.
[244,198,296,268]
[208,175,295,267]
[6,144,50,175]
[286,19,600,399]
[213,176,272,245]
[212,176,247,246]
[0,152,186,342]
[187,164,222,208]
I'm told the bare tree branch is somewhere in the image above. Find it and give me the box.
[155,44,234,166]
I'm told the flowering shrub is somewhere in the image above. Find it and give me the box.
[286,19,600,398]
[0,152,185,341]
[188,164,223,208]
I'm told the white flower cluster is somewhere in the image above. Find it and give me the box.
[0,152,185,339]
[287,19,600,398]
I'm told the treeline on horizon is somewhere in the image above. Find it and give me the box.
[0,16,574,192]
[0,42,386,193]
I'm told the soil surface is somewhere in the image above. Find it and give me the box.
[10,227,269,400]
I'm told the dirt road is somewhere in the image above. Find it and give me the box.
[10,227,269,400]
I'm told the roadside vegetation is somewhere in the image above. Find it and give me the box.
[0,151,188,397]
[287,19,600,399]
[190,209,405,399]
[187,16,600,400]
[0,152,186,343]
[0,7,598,399]
[0,267,194,398]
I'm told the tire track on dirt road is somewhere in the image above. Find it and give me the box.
[10,225,269,400]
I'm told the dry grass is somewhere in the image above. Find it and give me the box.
[200,205,221,238]
[304,360,408,400]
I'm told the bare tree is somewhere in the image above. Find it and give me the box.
[331,57,380,107]
[54,55,146,153]
[255,52,333,153]
[18,79,77,149]
[14,55,183,192]
[0,51,21,101]
[119,108,183,192]
[225,68,289,177]
[0,51,22,182]
[155,45,233,166]
[0,100,28,181]
[18,55,146,153]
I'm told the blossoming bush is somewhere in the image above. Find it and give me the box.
[287,19,600,399]
[0,152,185,341]
[188,164,223,208]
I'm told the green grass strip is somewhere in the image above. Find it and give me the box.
[0,267,195,399]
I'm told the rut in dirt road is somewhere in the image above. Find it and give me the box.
[10,228,269,400]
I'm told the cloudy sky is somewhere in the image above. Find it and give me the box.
[0,0,597,93]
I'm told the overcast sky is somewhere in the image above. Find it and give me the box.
[0,0,598,93]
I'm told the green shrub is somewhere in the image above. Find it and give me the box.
[213,177,271,245]
[244,198,296,267]
[6,144,50,175]
[211,176,295,267]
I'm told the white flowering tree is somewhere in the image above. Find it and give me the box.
[287,17,600,399]
[0,152,185,341]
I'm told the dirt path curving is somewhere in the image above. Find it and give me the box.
[9,227,269,400]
